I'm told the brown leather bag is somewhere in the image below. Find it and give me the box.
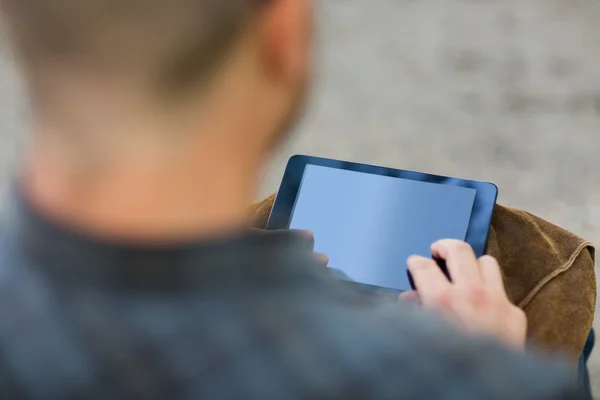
[250,194,596,361]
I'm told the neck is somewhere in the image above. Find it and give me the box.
[21,129,262,244]
[18,39,283,243]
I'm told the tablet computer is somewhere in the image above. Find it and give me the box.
[267,155,498,292]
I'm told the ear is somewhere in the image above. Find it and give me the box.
[258,0,312,82]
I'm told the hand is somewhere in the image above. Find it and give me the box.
[249,228,329,266]
[297,230,329,266]
[401,239,527,350]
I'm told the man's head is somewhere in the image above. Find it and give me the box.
[1,0,313,154]
[1,0,314,240]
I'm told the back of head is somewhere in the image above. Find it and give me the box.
[1,0,314,239]
[1,0,256,98]
[1,0,313,144]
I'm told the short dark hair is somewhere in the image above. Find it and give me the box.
[1,0,259,95]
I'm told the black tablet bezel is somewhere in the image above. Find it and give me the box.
[266,155,498,258]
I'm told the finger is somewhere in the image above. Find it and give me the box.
[407,255,452,307]
[289,229,314,243]
[296,230,314,240]
[431,239,481,288]
[399,290,420,303]
[478,255,507,297]
[289,229,315,252]
[313,252,329,266]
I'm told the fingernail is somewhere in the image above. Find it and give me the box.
[301,230,314,239]
[399,291,420,303]
[315,253,329,265]
[407,255,429,268]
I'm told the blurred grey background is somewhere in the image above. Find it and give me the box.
[1,0,600,396]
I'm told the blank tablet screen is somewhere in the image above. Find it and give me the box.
[288,165,476,291]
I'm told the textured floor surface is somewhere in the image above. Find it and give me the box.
[1,0,600,396]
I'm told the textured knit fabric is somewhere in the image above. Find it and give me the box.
[0,193,582,399]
